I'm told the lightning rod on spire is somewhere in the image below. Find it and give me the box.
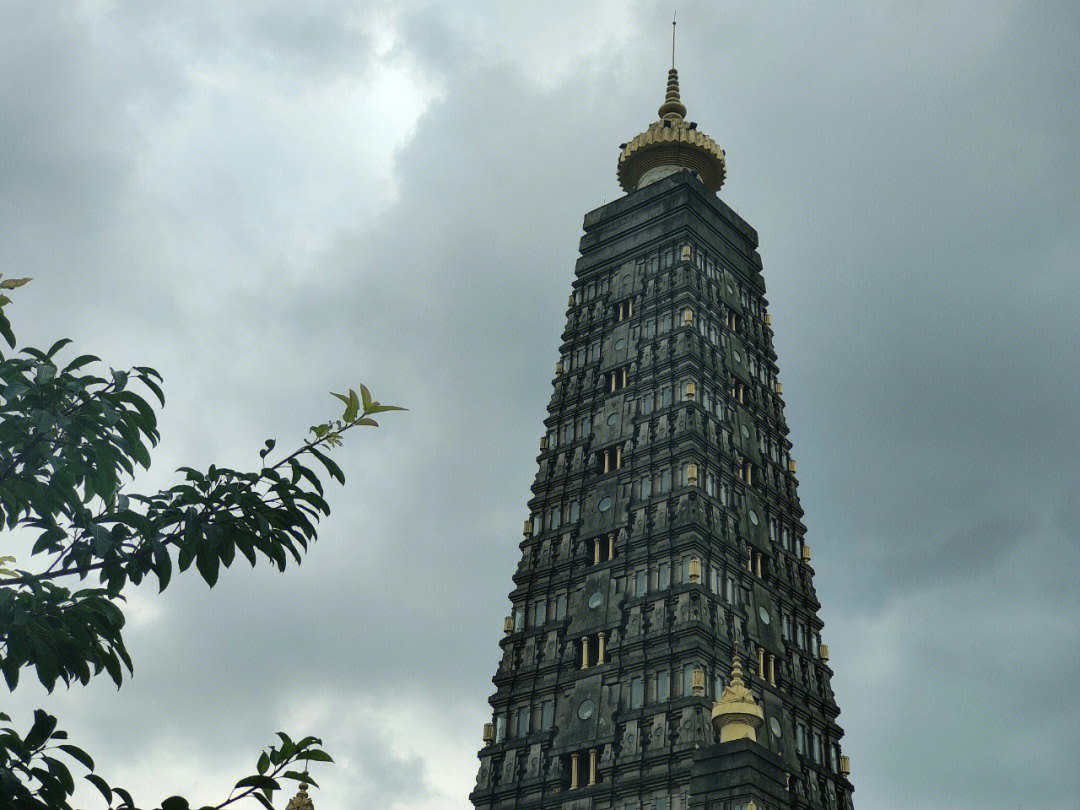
[672,11,677,68]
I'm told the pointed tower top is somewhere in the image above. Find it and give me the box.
[658,68,687,121]
[616,36,726,194]
[659,13,686,120]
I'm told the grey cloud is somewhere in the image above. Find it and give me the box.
[3,2,1079,809]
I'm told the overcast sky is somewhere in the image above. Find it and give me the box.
[3,1,1078,809]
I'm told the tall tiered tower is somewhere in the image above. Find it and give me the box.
[471,66,854,810]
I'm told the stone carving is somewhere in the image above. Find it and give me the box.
[675,706,710,748]
[475,758,492,790]
[649,600,665,634]
[675,593,690,626]
[646,714,667,752]
[523,743,542,782]
[619,720,640,757]
[501,748,517,785]
[654,501,668,529]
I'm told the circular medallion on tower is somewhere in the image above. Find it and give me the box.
[617,68,727,194]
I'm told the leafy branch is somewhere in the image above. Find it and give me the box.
[0,279,402,808]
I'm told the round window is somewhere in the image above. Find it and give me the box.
[614,338,627,351]
[749,509,759,526]
[758,606,771,625]
[607,413,618,426]
[732,349,742,363]
[727,284,735,295]
[741,425,750,439]
[770,717,782,738]
[598,496,613,512]
[577,699,595,720]
[588,591,604,609]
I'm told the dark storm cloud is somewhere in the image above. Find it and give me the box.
[2,2,1078,809]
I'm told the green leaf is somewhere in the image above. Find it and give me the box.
[367,403,407,414]
[295,750,334,763]
[309,448,344,485]
[36,362,57,383]
[161,797,191,810]
[0,276,31,289]
[86,773,113,804]
[62,353,101,373]
[44,753,75,793]
[235,775,278,790]
[140,373,165,406]
[102,651,123,687]
[276,731,296,757]
[359,383,372,410]
[25,709,57,750]
[153,542,172,592]
[3,656,21,689]
[257,751,270,775]
[46,338,73,357]
[58,743,95,771]
[195,547,220,587]
[0,312,14,347]
[343,396,359,423]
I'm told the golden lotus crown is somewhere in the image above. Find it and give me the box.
[617,67,726,194]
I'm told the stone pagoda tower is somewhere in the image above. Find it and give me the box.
[470,64,855,810]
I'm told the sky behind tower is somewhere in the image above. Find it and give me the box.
[2,2,1078,809]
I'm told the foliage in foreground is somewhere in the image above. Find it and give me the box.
[0,277,403,809]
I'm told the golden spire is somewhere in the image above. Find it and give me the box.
[710,655,765,743]
[616,29,726,194]
[285,783,314,810]
[658,13,685,121]
[658,68,687,121]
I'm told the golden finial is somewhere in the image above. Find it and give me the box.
[616,16,727,193]
[710,655,765,743]
[658,12,686,120]
[285,782,314,810]
[658,67,687,121]
[730,655,745,683]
